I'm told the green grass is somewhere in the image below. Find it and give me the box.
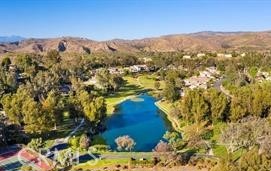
[73,158,130,170]
[138,74,165,90]
[105,74,165,115]
[105,79,143,115]
[42,115,75,143]
[211,122,227,141]
[155,100,173,114]
[213,145,228,158]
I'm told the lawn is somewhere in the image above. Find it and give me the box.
[105,74,164,115]
[155,100,173,114]
[105,77,143,115]
[73,158,130,170]
[73,152,153,170]
[137,74,164,90]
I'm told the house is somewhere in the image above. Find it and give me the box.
[129,65,149,73]
[217,53,225,57]
[256,71,271,82]
[184,76,209,89]
[0,111,6,117]
[108,67,123,75]
[197,53,206,58]
[183,55,191,59]
[142,57,153,63]
[241,53,246,57]
[184,67,220,89]
[224,54,232,58]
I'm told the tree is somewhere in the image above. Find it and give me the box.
[45,50,61,68]
[31,71,60,98]
[68,136,80,149]
[220,117,271,153]
[154,81,160,90]
[163,81,179,102]
[1,87,32,125]
[205,88,228,123]
[153,141,173,153]
[1,57,11,71]
[41,91,64,129]
[27,138,45,152]
[163,131,183,150]
[238,148,271,171]
[180,89,209,124]
[182,121,209,150]
[211,158,237,171]
[230,83,271,121]
[79,134,90,149]
[115,135,136,151]
[15,54,38,76]
[96,69,124,93]
[110,75,125,92]
[23,96,48,134]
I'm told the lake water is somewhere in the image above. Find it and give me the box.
[102,94,171,152]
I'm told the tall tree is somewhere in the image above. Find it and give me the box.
[205,88,228,123]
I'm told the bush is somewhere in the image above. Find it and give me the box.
[27,138,44,152]
[89,144,110,152]
[79,134,90,149]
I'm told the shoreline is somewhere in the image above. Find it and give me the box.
[106,90,148,115]
[155,100,181,132]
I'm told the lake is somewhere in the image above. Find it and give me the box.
[102,94,171,152]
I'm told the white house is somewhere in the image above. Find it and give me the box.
[241,53,246,57]
[217,53,225,57]
[197,53,206,58]
[183,55,191,59]
[224,54,232,58]
[184,67,220,89]
[129,65,149,73]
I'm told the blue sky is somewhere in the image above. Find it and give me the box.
[1,0,271,40]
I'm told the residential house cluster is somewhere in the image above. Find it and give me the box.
[184,67,220,89]
[182,53,206,59]
[256,71,271,82]
[216,53,232,58]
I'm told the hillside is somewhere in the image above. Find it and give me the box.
[1,31,271,54]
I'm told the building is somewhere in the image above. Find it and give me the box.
[216,53,225,57]
[184,76,209,89]
[184,67,220,89]
[129,65,149,73]
[183,55,191,59]
[224,54,233,58]
[197,53,206,58]
[241,53,246,57]
[108,67,124,75]
[142,57,153,63]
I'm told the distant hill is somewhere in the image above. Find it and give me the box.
[0,36,25,43]
[1,31,271,54]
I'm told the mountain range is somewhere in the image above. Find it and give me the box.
[0,36,25,43]
[1,31,271,54]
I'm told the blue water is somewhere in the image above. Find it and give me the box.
[102,94,171,152]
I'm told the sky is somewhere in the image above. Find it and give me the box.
[1,0,271,40]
